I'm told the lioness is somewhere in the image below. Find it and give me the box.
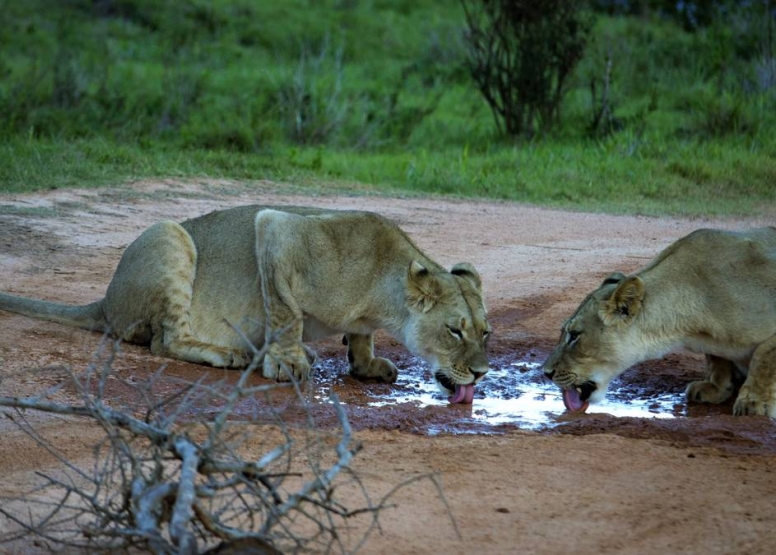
[542,227,776,417]
[0,206,491,401]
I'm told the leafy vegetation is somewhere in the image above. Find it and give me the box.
[462,0,593,137]
[0,0,774,215]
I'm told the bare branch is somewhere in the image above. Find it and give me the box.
[0,395,170,443]
[0,332,459,554]
[170,437,199,555]
[134,482,175,554]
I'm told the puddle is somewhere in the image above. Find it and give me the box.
[311,355,688,434]
[98,347,765,449]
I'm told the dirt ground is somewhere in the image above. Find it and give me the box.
[0,180,775,554]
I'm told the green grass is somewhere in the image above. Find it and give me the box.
[0,1,774,217]
[320,139,776,216]
[3,134,773,217]
[1,138,285,191]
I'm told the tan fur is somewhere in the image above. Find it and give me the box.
[543,227,776,417]
[0,205,491,391]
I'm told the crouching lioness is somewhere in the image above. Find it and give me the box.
[543,227,776,417]
[0,206,491,400]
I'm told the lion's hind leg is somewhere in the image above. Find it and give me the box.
[105,221,249,368]
[685,355,738,405]
[733,335,776,417]
[344,333,398,383]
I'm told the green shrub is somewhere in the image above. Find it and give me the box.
[461,0,593,137]
[276,39,347,145]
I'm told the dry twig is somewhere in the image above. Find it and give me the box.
[0,334,459,554]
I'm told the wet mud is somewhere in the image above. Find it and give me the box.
[66,330,775,458]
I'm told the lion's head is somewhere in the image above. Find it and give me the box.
[542,273,648,412]
[402,261,491,403]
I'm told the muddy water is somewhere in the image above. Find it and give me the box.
[72,342,774,454]
[308,352,688,434]
[388,361,682,432]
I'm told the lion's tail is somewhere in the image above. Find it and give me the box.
[0,292,107,332]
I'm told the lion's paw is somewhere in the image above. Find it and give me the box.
[199,347,251,369]
[685,380,733,405]
[262,346,312,382]
[350,357,398,383]
[733,386,776,417]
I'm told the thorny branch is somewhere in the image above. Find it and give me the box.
[0,334,459,554]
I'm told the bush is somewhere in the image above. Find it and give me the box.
[0,337,452,554]
[461,0,593,138]
[685,90,755,138]
[277,38,348,146]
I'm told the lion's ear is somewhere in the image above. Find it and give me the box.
[599,276,645,326]
[451,262,482,291]
[601,272,627,286]
[407,260,443,313]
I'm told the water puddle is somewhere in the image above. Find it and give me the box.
[314,356,688,433]
[384,361,681,431]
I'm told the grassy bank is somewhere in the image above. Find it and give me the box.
[1,1,774,216]
[4,135,772,216]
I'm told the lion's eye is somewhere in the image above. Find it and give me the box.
[447,326,464,341]
[567,330,581,345]
[483,329,491,339]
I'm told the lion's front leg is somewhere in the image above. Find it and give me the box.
[258,289,311,382]
[260,301,311,382]
[733,336,776,417]
[255,212,312,383]
[685,355,737,405]
[344,333,398,383]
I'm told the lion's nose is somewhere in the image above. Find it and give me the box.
[471,369,487,381]
[543,367,555,379]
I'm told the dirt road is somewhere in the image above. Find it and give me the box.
[0,180,774,554]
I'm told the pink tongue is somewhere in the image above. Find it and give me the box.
[563,389,590,413]
[448,384,475,404]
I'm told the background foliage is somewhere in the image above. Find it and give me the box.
[0,0,774,215]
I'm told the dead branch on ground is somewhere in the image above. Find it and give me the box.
[0,334,458,554]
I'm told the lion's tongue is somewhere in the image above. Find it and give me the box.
[563,389,590,413]
[449,384,475,404]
